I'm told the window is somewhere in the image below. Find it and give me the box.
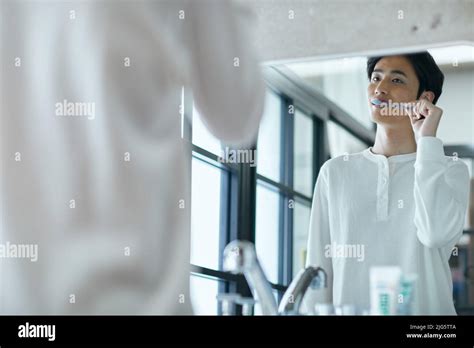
[293,200,311,274]
[257,92,282,183]
[189,96,231,315]
[255,181,280,284]
[190,273,223,315]
[190,157,222,270]
[327,120,367,158]
[255,91,320,291]
[294,110,314,197]
[286,57,374,129]
[255,91,285,288]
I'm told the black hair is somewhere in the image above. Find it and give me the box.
[366,52,445,104]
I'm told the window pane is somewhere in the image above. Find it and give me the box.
[327,120,367,158]
[192,104,222,156]
[255,181,280,284]
[294,110,314,196]
[190,274,220,315]
[293,200,311,276]
[257,92,282,183]
[191,158,222,269]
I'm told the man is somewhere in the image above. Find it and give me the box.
[305,52,470,314]
[0,0,264,314]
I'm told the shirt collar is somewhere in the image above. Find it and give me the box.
[363,147,417,163]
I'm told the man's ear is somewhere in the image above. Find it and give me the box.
[420,91,435,103]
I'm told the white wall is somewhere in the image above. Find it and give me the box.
[436,65,474,146]
[238,0,474,64]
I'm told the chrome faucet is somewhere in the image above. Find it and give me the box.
[223,240,327,315]
[223,240,278,315]
[278,266,327,315]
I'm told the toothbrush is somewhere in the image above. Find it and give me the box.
[371,99,383,106]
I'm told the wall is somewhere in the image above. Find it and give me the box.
[237,0,474,64]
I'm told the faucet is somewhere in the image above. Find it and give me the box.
[278,266,327,315]
[223,240,327,315]
[223,240,278,315]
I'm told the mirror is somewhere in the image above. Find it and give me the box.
[248,44,474,315]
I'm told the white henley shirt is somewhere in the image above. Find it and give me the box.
[305,136,470,315]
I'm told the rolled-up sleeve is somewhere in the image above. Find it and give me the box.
[414,136,470,249]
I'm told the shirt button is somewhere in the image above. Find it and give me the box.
[382,178,387,185]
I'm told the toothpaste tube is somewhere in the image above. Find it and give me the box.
[370,266,401,315]
[397,274,418,315]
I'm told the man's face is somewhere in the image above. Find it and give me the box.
[367,55,420,125]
